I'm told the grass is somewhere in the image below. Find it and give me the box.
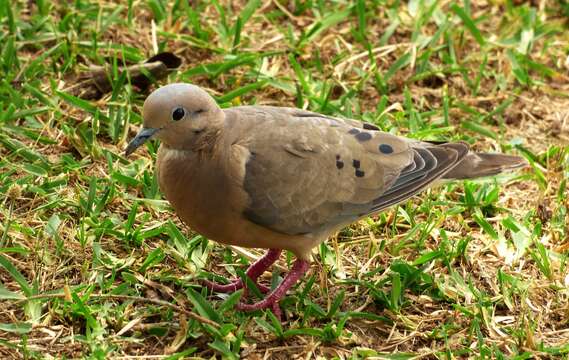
[0,0,568,358]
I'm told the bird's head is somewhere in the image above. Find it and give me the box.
[125,83,222,155]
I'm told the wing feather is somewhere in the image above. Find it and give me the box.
[227,106,469,235]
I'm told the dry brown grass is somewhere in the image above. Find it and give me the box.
[1,0,568,358]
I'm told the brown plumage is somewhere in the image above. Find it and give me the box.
[126,83,527,317]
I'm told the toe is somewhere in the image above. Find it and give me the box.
[202,278,243,293]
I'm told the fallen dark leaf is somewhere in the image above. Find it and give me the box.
[65,52,182,100]
[146,52,182,69]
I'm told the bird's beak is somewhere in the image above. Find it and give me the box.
[125,127,160,156]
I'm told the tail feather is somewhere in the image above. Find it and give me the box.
[443,152,527,180]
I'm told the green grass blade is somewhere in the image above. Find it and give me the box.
[0,254,32,297]
[450,3,486,46]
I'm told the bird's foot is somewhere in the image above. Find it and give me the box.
[202,248,282,295]
[236,258,310,320]
[202,278,270,293]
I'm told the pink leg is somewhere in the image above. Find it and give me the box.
[236,258,310,317]
[203,249,282,294]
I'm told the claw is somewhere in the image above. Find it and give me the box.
[202,249,309,321]
[235,259,310,320]
[202,249,281,295]
[202,278,242,293]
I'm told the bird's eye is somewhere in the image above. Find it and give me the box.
[172,107,185,121]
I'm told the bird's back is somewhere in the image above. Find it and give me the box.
[222,106,470,236]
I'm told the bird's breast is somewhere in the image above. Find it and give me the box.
[155,144,325,260]
[155,145,250,243]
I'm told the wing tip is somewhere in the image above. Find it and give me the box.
[444,152,528,179]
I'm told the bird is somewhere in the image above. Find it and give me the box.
[125,83,527,318]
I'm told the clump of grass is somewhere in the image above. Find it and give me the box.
[1,1,568,358]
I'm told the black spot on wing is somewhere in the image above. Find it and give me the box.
[353,159,360,168]
[336,155,344,169]
[355,169,365,177]
[355,132,372,142]
[363,123,379,131]
[348,128,360,135]
[379,144,394,154]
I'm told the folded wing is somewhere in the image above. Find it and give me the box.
[229,106,469,235]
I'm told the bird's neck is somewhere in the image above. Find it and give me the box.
[190,127,223,154]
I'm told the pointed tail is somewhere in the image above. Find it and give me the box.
[443,152,528,180]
